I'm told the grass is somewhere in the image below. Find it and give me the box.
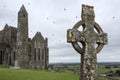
[0,68,79,80]
[99,77,106,80]
[0,67,118,80]
[98,67,109,74]
[98,67,120,80]
[99,67,120,74]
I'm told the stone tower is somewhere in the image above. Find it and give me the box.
[17,5,29,68]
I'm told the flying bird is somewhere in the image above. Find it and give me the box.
[64,8,66,11]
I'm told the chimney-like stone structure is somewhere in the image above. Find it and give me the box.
[17,5,29,68]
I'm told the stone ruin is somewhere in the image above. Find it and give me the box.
[0,5,49,70]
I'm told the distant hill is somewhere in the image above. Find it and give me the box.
[49,62,120,66]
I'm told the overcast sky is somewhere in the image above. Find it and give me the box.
[0,0,120,63]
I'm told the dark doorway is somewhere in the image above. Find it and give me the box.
[0,51,3,64]
[9,53,11,65]
[6,52,8,65]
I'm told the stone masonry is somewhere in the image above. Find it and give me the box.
[0,5,49,70]
[67,4,108,80]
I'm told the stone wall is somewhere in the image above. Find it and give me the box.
[0,5,49,70]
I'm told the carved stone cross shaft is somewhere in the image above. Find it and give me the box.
[67,5,108,80]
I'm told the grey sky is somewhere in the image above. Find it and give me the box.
[0,0,120,63]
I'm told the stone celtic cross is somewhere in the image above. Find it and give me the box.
[67,5,108,80]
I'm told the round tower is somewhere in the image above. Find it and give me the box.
[17,5,29,68]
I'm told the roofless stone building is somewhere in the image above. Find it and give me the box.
[0,5,49,70]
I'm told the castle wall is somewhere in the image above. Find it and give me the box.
[30,32,48,70]
[0,5,49,70]
[0,24,17,66]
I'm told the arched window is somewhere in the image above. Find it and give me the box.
[38,48,40,60]
[13,52,16,60]
[34,48,36,61]
[23,14,26,17]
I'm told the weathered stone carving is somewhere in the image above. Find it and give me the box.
[67,4,108,80]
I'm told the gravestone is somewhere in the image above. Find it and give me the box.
[10,60,20,69]
[14,60,20,69]
[67,4,108,80]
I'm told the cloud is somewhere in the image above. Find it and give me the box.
[0,0,120,63]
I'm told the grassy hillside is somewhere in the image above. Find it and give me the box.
[0,68,79,80]
[0,67,107,80]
